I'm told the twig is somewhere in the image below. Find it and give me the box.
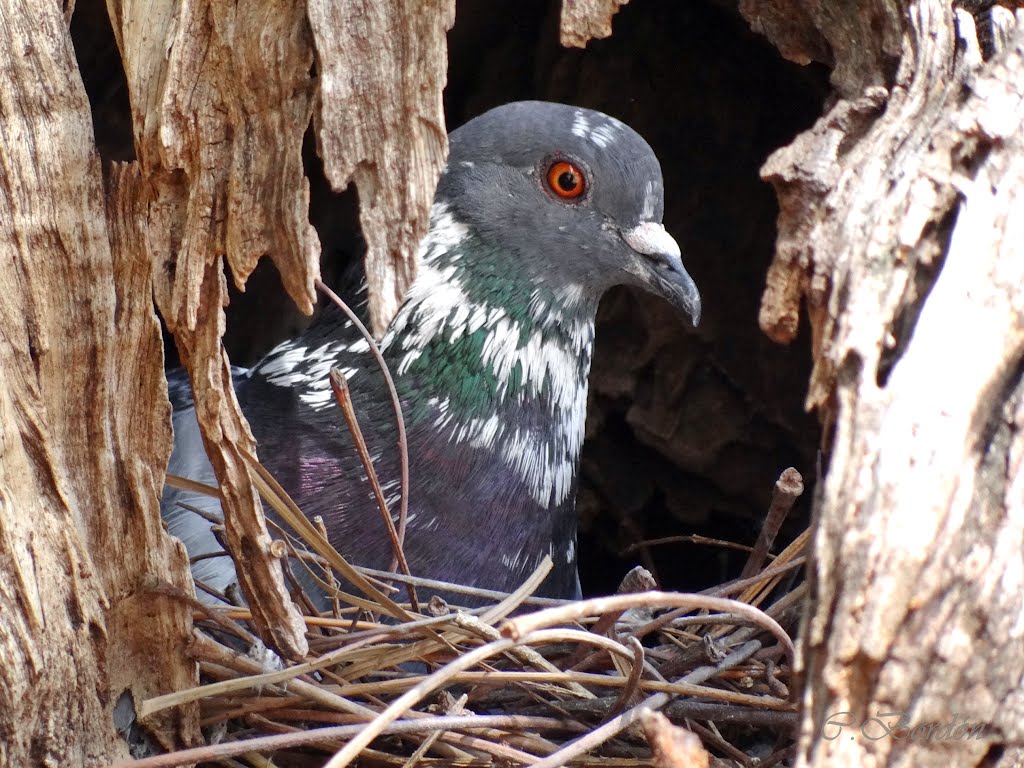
[166,496,224,525]
[401,693,467,768]
[323,635,519,767]
[315,278,411,576]
[479,555,553,625]
[191,577,233,604]
[163,474,220,499]
[329,368,418,612]
[313,515,342,618]
[534,692,673,768]
[331,668,790,708]
[433,731,538,765]
[621,534,758,557]
[323,627,646,768]
[330,558,556,681]
[679,639,764,687]
[735,529,809,608]
[199,695,307,728]
[685,719,752,766]
[109,713,570,768]
[604,636,645,722]
[665,699,797,728]
[145,580,260,648]
[353,564,568,607]
[527,640,765,768]
[278,545,328,618]
[660,583,806,679]
[701,555,806,598]
[241,450,420,626]
[567,566,655,669]
[518,692,796,724]
[452,611,593,699]
[740,468,804,579]
[630,605,786,659]
[501,592,796,665]
[144,631,378,720]
[764,658,790,699]
[263,534,409,619]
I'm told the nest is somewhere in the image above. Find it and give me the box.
[135,466,806,768]
[138,284,807,767]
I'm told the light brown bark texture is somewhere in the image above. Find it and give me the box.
[309,0,455,337]
[0,1,197,764]
[102,0,454,659]
[107,0,320,660]
[741,1,1024,766]
[560,0,631,47]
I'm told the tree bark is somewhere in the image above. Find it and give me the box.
[108,0,321,661]
[560,0,632,47]
[741,1,1024,765]
[308,0,454,336]
[0,1,197,763]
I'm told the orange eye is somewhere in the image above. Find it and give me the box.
[546,160,586,200]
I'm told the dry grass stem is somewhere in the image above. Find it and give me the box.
[329,367,419,611]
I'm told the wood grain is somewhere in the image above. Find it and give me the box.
[0,2,197,762]
[743,2,1024,765]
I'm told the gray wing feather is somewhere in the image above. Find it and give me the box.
[161,400,239,602]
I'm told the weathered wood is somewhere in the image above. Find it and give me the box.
[107,0,319,658]
[101,0,457,657]
[741,1,1024,765]
[560,0,631,47]
[0,2,197,763]
[308,0,455,336]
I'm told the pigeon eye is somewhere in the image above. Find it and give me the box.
[546,161,586,200]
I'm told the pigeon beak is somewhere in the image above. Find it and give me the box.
[621,222,701,326]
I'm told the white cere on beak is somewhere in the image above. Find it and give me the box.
[622,221,701,326]
[622,222,683,270]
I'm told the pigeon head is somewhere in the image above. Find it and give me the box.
[362,102,703,599]
[436,101,701,324]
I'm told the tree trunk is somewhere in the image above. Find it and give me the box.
[0,1,197,762]
[741,1,1024,765]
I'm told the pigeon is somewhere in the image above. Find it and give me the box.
[162,101,701,607]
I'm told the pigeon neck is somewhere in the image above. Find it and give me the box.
[380,205,598,509]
